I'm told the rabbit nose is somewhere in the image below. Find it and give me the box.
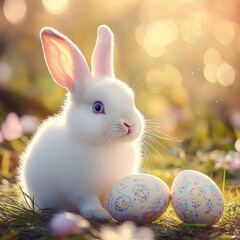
[123,113,135,126]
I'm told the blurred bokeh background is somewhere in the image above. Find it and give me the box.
[0,0,239,196]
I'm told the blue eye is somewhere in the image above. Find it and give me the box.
[93,102,105,114]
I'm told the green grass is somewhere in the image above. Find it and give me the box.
[0,185,239,240]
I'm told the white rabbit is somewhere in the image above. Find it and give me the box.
[18,25,145,220]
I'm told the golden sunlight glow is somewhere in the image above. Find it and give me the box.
[135,23,147,47]
[164,20,178,42]
[161,0,182,11]
[204,64,218,83]
[146,96,168,116]
[145,69,164,88]
[213,20,235,45]
[145,65,182,88]
[138,0,151,22]
[236,36,240,54]
[163,65,182,86]
[217,63,235,87]
[3,0,27,24]
[181,20,198,44]
[180,12,211,44]
[181,0,195,3]
[204,48,221,65]
[42,0,69,14]
[52,40,74,82]
[170,87,188,105]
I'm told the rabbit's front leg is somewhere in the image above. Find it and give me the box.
[80,196,110,220]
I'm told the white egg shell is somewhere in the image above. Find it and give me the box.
[171,170,224,226]
[106,174,170,224]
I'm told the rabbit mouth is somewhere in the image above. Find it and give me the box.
[127,128,132,135]
[119,124,141,141]
[124,122,132,135]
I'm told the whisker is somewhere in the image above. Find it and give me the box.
[141,142,155,170]
[134,88,160,99]
[148,134,170,154]
[145,128,179,141]
[145,122,179,140]
[145,117,166,122]
[141,139,152,169]
[142,135,162,159]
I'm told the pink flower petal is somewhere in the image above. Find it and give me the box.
[234,139,240,152]
[1,112,22,141]
[230,152,240,171]
[50,212,89,237]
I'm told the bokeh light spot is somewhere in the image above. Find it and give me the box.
[213,20,235,45]
[204,48,221,65]
[143,21,178,57]
[146,22,172,47]
[42,0,69,14]
[204,64,218,83]
[217,63,235,87]
[135,23,148,47]
[3,0,27,24]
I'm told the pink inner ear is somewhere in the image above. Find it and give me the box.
[41,28,92,92]
[91,25,114,78]
[41,33,75,89]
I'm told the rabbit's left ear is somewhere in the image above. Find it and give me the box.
[40,27,92,92]
[91,25,115,78]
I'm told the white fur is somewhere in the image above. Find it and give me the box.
[18,26,145,220]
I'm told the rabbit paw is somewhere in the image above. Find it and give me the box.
[81,204,110,221]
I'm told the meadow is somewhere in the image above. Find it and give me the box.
[0,0,240,239]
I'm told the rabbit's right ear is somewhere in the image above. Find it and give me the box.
[40,28,92,92]
[91,25,114,78]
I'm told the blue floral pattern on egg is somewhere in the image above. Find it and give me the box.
[132,183,151,203]
[106,174,170,224]
[151,194,168,213]
[114,194,134,212]
[171,170,224,226]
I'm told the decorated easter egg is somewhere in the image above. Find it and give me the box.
[106,174,170,224]
[171,170,224,226]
